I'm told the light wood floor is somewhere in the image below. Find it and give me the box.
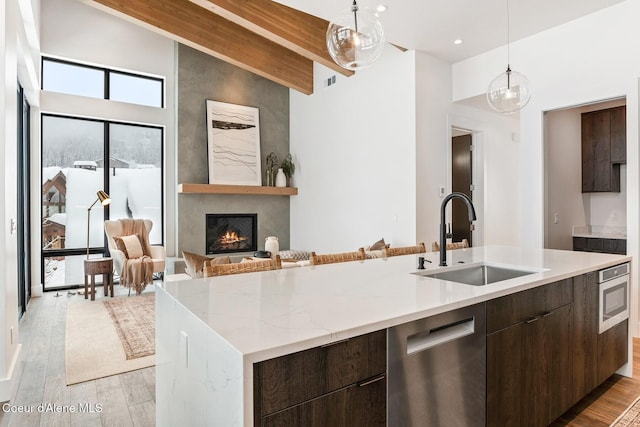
[0,286,156,427]
[1,287,639,427]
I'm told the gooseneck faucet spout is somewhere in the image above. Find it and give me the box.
[439,192,476,267]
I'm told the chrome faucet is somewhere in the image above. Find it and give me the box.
[439,192,476,266]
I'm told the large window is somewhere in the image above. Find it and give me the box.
[41,115,163,290]
[42,57,164,108]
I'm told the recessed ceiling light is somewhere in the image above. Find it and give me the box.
[376,4,388,13]
[454,39,463,45]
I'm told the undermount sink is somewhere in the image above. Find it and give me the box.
[414,263,542,286]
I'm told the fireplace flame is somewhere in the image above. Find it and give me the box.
[219,231,248,245]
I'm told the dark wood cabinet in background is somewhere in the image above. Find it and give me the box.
[253,330,386,427]
[573,236,626,255]
[581,105,626,193]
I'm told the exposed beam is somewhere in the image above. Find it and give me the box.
[188,0,354,77]
[88,0,314,94]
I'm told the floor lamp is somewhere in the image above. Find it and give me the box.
[86,190,111,259]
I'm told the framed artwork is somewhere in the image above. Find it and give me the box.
[206,100,261,186]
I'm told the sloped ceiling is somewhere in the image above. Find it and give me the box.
[86,0,625,94]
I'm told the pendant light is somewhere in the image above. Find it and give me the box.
[486,0,531,114]
[326,0,385,71]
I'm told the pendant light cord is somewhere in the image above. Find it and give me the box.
[506,0,510,67]
[506,0,511,88]
[352,0,359,33]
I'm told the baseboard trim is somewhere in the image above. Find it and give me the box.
[0,343,22,402]
[30,283,43,298]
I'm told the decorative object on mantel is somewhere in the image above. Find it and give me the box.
[264,236,280,260]
[280,153,295,187]
[275,168,286,187]
[206,100,261,186]
[265,152,278,186]
[326,0,385,71]
[486,0,532,114]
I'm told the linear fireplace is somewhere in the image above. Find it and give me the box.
[206,214,257,255]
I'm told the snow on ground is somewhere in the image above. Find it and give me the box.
[46,166,161,287]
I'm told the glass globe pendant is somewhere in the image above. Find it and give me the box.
[326,0,385,71]
[486,0,532,114]
[487,65,532,114]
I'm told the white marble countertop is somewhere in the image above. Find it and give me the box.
[572,225,627,239]
[158,245,630,363]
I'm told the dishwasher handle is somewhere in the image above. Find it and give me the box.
[406,317,475,355]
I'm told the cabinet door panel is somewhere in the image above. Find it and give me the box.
[522,317,547,427]
[582,108,621,192]
[597,319,628,384]
[571,273,598,403]
[262,376,386,427]
[546,305,574,424]
[487,324,524,427]
[573,237,587,252]
[610,105,626,164]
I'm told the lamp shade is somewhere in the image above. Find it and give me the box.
[97,190,111,206]
[486,66,532,114]
[326,1,385,70]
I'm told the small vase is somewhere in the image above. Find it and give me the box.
[265,168,273,186]
[275,168,286,187]
[265,236,279,259]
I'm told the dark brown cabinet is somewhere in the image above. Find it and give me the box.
[581,106,626,193]
[571,272,599,403]
[571,272,628,403]
[573,236,626,255]
[487,279,573,427]
[488,272,629,426]
[253,330,386,426]
[262,375,386,427]
[598,319,629,385]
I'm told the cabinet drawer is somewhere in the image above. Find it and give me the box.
[84,259,113,275]
[487,279,573,333]
[255,330,386,416]
[262,374,386,427]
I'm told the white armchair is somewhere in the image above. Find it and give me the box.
[104,219,166,279]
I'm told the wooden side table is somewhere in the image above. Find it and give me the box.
[84,258,114,301]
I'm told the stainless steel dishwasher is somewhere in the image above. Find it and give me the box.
[388,303,486,426]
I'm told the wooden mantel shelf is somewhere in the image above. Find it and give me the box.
[178,183,298,196]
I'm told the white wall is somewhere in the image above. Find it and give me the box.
[0,0,40,403]
[289,47,416,252]
[415,51,521,249]
[452,0,640,346]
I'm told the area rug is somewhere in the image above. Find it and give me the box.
[65,294,155,385]
[104,293,155,359]
[611,395,640,426]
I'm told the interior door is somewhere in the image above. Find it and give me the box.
[452,134,472,245]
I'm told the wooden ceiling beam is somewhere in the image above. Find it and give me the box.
[188,0,354,77]
[89,0,314,94]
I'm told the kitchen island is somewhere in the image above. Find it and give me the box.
[156,245,631,426]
